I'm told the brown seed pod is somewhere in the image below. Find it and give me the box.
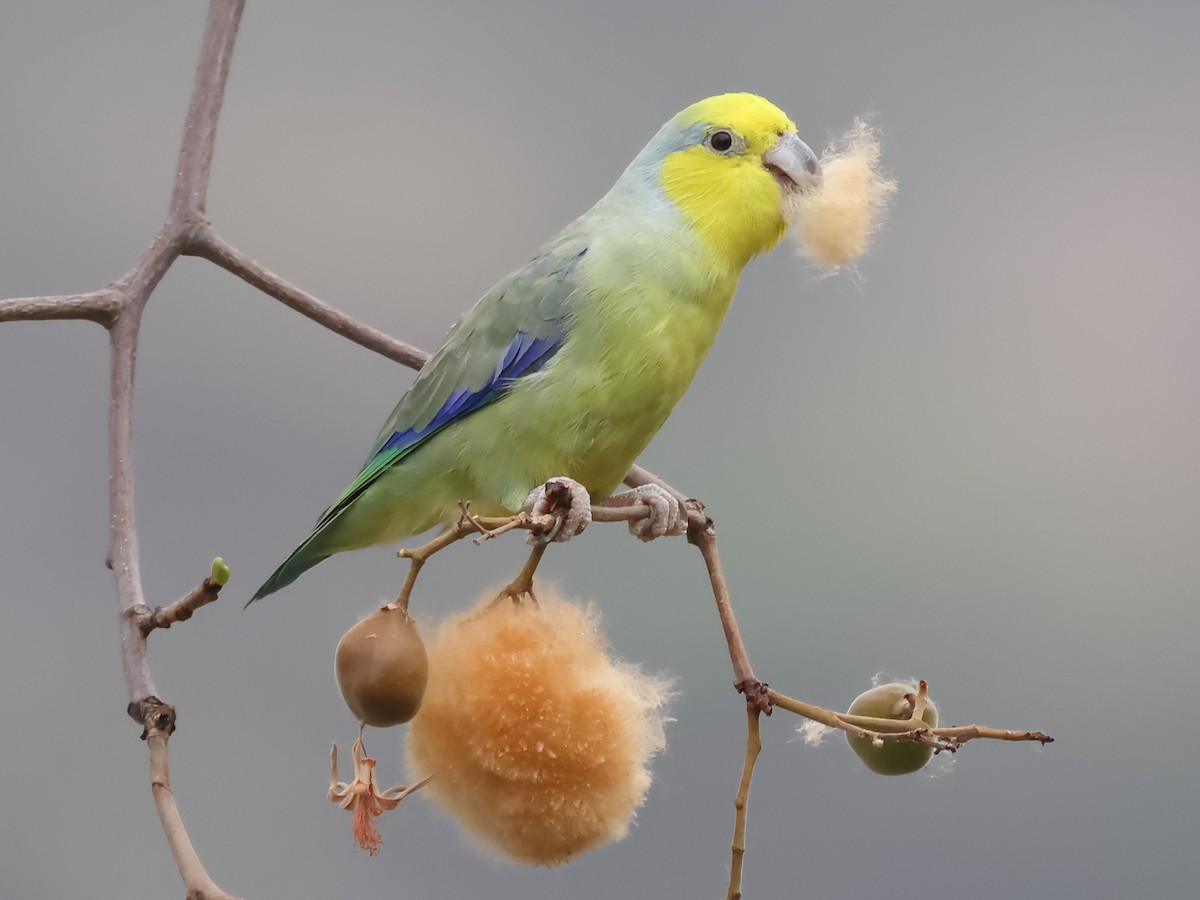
[335,604,429,727]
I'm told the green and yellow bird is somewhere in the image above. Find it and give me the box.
[253,93,821,601]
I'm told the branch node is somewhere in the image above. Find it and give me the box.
[685,508,716,545]
[128,696,177,738]
[737,680,773,715]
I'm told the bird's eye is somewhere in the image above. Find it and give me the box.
[707,130,734,153]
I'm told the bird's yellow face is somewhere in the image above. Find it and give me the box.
[659,93,821,271]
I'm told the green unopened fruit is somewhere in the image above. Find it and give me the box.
[845,682,938,776]
[335,605,428,727]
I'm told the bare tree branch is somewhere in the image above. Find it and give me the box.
[189,225,429,368]
[0,2,249,897]
[168,0,241,223]
[727,705,762,900]
[769,687,1053,749]
[686,511,766,707]
[0,290,123,326]
[109,307,159,710]
[147,717,238,900]
[142,575,226,635]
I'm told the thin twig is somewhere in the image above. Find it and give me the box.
[469,511,534,541]
[167,1,239,225]
[906,723,1054,748]
[727,704,762,900]
[499,543,549,599]
[625,467,764,709]
[189,225,429,369]
[769,688,1053,748]
[394,516,482,611]
[392,502,654,610]
[147,717,237,900]
[0,290,123,326]
[142,578,225,634]
[687,513,766,710]
[109,307,160,712]
[768,690,848,730]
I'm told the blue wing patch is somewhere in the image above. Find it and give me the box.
[315,328,564,529]
[252,329,563,601]
[379,330,563,456]
[313,329,564,528]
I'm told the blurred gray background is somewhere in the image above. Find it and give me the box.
[3,2,1198,898]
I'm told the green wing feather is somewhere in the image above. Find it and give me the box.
[250,228,591,602]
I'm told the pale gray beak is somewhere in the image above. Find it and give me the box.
[763,132,822,194]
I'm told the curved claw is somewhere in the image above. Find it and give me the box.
[522,477,592,545]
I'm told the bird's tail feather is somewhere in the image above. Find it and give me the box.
[248,533,332,606]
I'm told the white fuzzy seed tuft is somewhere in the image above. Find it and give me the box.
[785,118,896,272]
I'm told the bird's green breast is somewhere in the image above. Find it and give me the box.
[459,228,740,509]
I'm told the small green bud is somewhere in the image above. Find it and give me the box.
[210,557,230,587]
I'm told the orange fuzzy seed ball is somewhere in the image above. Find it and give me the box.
[407,588,670,866]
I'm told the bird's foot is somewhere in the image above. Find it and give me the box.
[523,477,592,544]
[600,483,687,542]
